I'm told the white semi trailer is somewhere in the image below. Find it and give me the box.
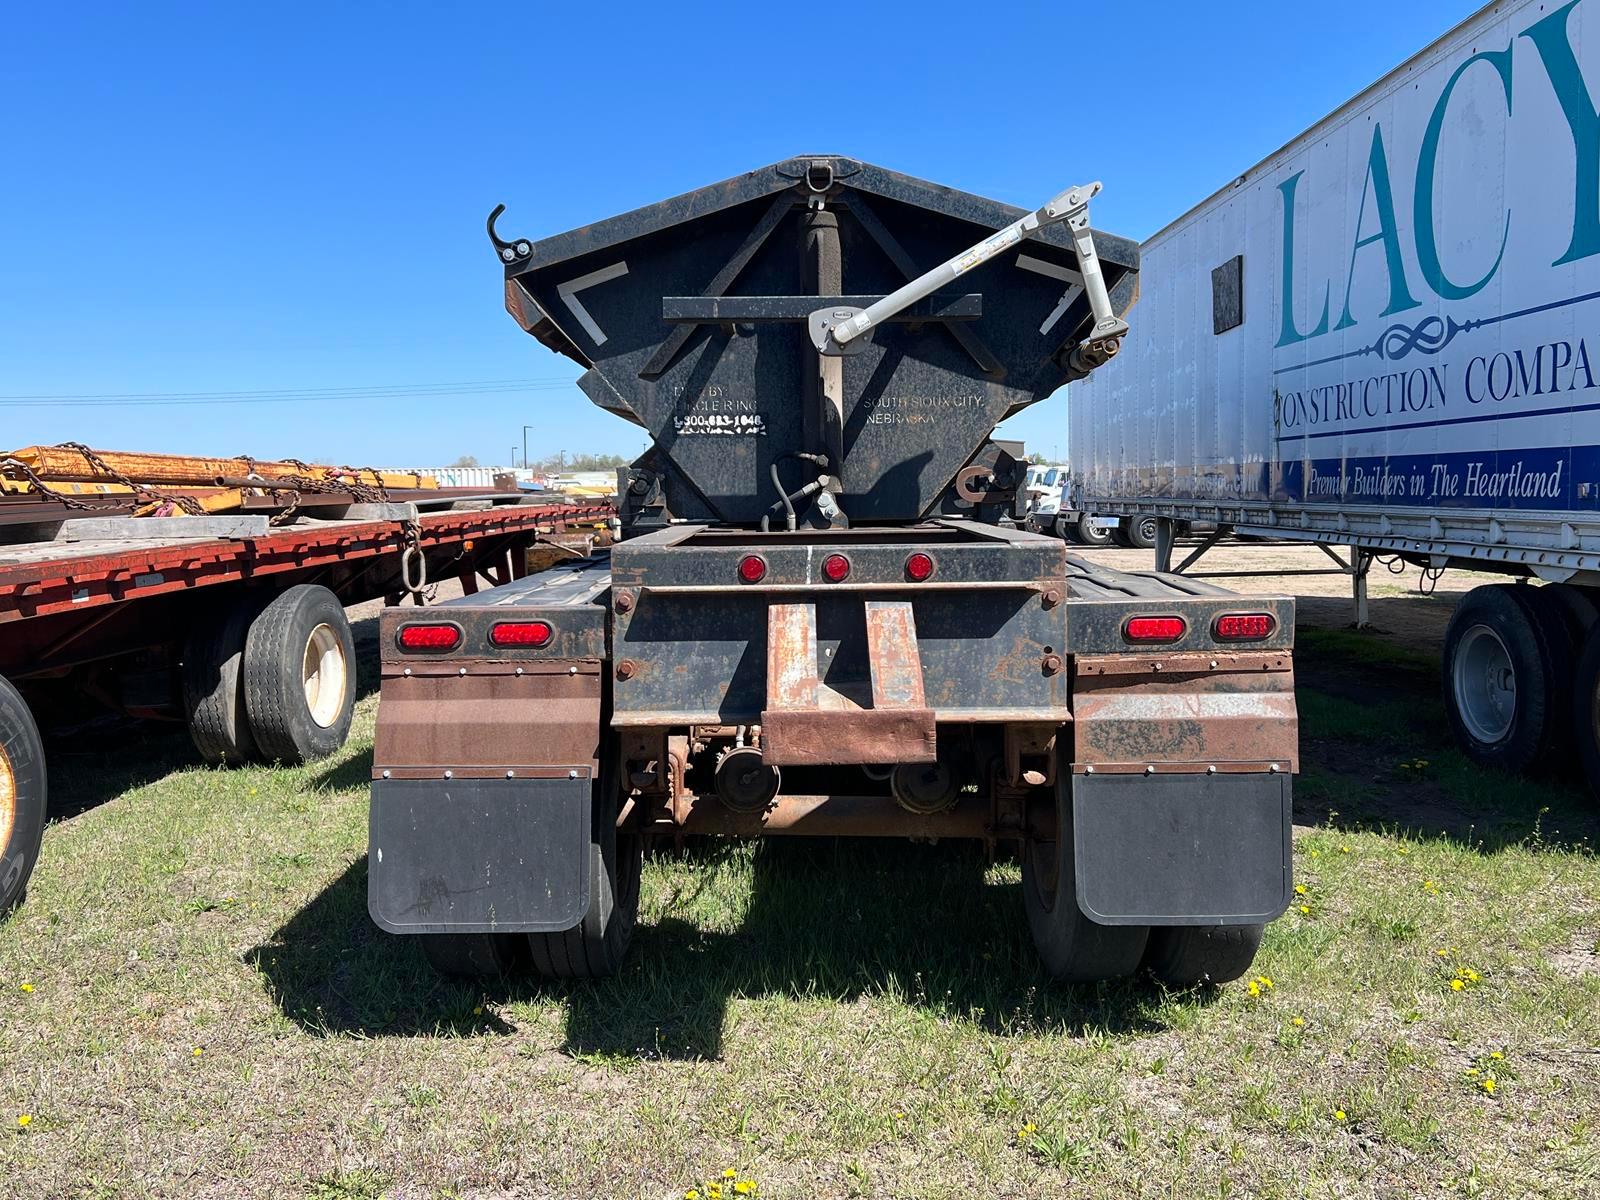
[1074,0,1600,783]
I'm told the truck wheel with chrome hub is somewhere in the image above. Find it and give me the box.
[243,584,357,764]
[0,674,47,916]
[1073,517,1112,547]
[1442,585,1555,774]
[1022,759,1149,982]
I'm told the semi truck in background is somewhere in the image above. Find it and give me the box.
[1071,0,1600,786]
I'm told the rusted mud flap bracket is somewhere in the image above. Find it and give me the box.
[760,599,936,766]
[1071,772,1292,926]
[369,774,592,935]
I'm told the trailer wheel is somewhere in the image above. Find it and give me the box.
[0,675,47,916]
[1571,625,1600,799]
[1442,585,1556,773]
[181,594,267,765]
[1121,516,1158,550]
[419,931,530,978]
[1022,768,1149,982]
[243,585,356,764]
[1143,924,1264,987]
[1073,517,1112,548]
[527,762,642,980]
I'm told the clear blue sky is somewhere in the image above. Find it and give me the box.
[1,1,1479,468]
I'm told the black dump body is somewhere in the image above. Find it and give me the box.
[491,156,1139,527]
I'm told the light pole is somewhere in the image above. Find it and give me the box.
[522,425,535,472]
[511,446,518,469]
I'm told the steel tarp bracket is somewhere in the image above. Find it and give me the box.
[368,775,593,934]
[1071,772,1292,925]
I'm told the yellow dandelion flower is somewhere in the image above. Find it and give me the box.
[708,1187,722,1200]
[1490,1051,1505,1060]
[18,982,33,994]
[191,1047,203,1057]
[1298,904,1310,914]
[472,1005,483,1016]
[1339,845,1351,854]
[723,1169,737,1179]
[686,1192,700,1200]
[16,1114,32,1128]
[1482,1077,1497,1096]
[1291,1016,1305,1027]
[1333,1109,1347,1122]
[1435,948,1450,957]
[1450,978,1465,991]
[735,1184,755,1196]
[893,1111,905,1120]
[1398,846,1410,854]
[1247,980,1261,997]
[1465,1068,1480,1077]
[1258,975,1274,989]
[1294,884,1307,895]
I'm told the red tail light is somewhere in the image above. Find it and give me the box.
[905,552,935,581]
[738,555,767,583]
[397,623,461,652]
[490,620,553,648]
[1124,615,1186,643]
[1214,613,1276,641]
[822,553,851,582]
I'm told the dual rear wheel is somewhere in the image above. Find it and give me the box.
[1022,770,1264,987]
[181,584,356,766]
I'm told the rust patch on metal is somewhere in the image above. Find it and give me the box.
[761,707,936,766]
[865,600,926,709]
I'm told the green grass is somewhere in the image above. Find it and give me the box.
[2,632,1599,1197]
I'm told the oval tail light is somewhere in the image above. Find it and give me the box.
[1124,615,1186,644]
[397,623,462,652]
[905,552,935,581]
[822,553,851,583]
[490,620,553,648]
[1214,613,1276,641]
[738,555,767,584]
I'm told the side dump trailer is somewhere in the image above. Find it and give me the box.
[1074,0,1600,785]
[368,157,1299,987]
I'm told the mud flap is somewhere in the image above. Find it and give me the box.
[368,775,592,934]
[1072,772,1292,925]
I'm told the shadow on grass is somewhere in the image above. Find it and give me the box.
[43,717,195,820]
[247,838,1181,1058]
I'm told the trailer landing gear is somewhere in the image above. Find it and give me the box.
[0,674,47,916]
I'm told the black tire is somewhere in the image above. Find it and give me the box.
[527,763,642,980]
[419,931,530,978]
[0,675,47,916]
[182,595,267,765]
[1571,626,1600,800]
[1517,585,1588,765]
[1121,515,1158,550]
[1074,517,1113,548]
[1022,763,1149,982]
[1053,516,1080,544]
[243,585,356,764]
[1441,585,1556,774]
[1144,924,1264,987]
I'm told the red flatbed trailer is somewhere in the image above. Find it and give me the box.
[0,498,612,913]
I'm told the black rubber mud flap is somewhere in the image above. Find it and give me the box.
[368,775,593,934]
[1072,772,1292,926]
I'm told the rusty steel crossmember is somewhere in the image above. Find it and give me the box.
[759,598,936,766]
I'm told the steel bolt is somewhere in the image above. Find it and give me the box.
[381,770,391,779]
[458,666,467,676]
[515,241,531,256]
[402,667,412,677]
[1269,763,1281,774]
[568,769,579,780]
[616,659,639,680]
[515,667,524,676]
[444,770,454,780]
[500,248,515,262]
[1085,765,1096,774]
[1041,653,1062,676]
[506,770,516,779]
[614,589,635,614]
[1209,659,1219,669]
[1144,764,1155,775]
[568,665,577,675]
[1041,588,1062,609]
[1206,765,1217,775]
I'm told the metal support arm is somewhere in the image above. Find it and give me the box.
[810,181,1129,358]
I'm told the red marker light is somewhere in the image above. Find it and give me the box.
[822,553,851,582]
[1124,616,1186,643]
[1214,613,1276,641]
[397,623,461,652]
[738,555,767,583]
[490,620,553,648]
[905,552,935,582]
